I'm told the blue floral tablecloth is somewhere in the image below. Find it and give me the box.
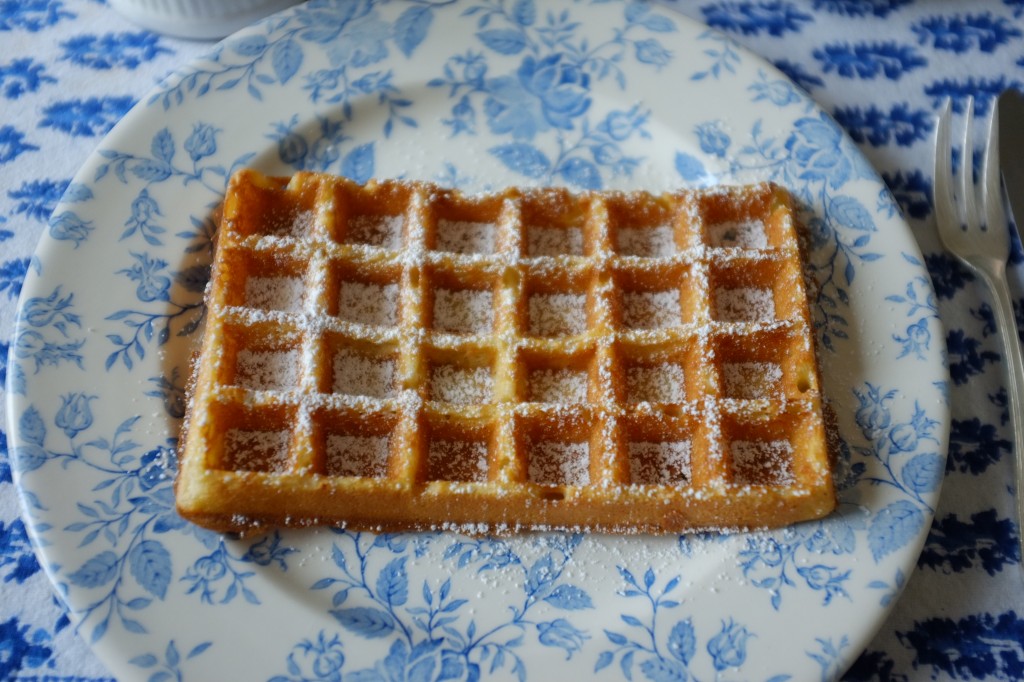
[2,0,1023,680]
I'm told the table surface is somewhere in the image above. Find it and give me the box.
[2,1,1023,680]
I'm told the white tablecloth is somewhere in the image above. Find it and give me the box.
[2,1,1022,679]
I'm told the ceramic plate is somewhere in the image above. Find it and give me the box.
[8,1,949,679]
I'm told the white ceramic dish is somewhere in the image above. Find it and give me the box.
[109,0,299,39]
[8,1,949,679]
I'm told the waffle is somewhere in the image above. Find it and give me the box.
[175,169,836,534]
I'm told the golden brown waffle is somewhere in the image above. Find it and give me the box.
[175,169,835,534]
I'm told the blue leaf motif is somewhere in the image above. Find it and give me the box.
[868,500,924,562]
[512,0,536,26]
[393,6,433,57]
[477,28,527,55]
[559,157,602,189]
[188,642,213,659]
[490,143,551,178]
[69,551,119,588]
[64,183,94,203]
[341,143,375,184]
[674,151,706,182]
[901,453,944,494]
[331,606,396,638]
[19,406,46,445]
[151,128,174,163]
[667,618,696,665]
[376,557,409,607]
[233,35,268,57]
[132,160,172,183]
[129,540,172,599]
[543,584,594,610]
[639,657,688,682]
[130,654,159,668]
[272,39,303,84]
[628,3,674,32]
[829,195,875,232]
[15,443,48,473]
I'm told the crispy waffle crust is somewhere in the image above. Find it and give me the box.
[175,169,836,534]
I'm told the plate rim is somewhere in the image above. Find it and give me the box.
[7,1,950,679]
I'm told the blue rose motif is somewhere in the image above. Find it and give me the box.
[695,121,730,158]
[796,564,849,604]
[184,123,218,162]
[48,212,93,247]
[752,77,801,107]
[21,288,75,329]
[536,618,588,659]
[707,619,752,670]
[485,53,590,140]
[634,38,671,69]
[520,54,591,130]
[193,555,227,581]
[137,445,173,491]
[888,422,919,453]
[598,104,650,142]
[785,116,853,189]
[118,251,171,302]
[123,189,164,244]
[55,393,95,439]
[277,130,308,166]
[897,318,931,359]
[242,533,296,569]
[855,385,893,441]
[283,633,346,682]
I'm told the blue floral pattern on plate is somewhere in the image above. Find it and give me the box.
[8,1,948,680]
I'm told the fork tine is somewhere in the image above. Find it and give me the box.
[982,98,1007,238]
[934,99,957,241]
[961,97,980,234]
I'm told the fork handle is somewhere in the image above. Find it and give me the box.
[979,262,1024,568]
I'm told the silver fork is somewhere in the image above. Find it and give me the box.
[934,96,1024,568]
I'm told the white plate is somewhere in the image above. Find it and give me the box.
[8,1,949,679]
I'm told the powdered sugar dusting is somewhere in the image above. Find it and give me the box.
[428,439,488,482]
[224,429,290,471]
[436,219,496,255]
[629,440,691,484]
[333,350,396,398]
[715,287,775,322]
[528,440,590,486]
[434,288,493,334]
[627,363,685,403]
[623,291,682,329]
[245,276,304,312]
[430,364,493,404]
[236,349,300,390]
[616,225,675,257]
[528,368,588,404]
[731,440,794,485]
[529,293,586,336]
[723,362,782,399]
[267,209,314,237]
[348,214,403,249]
[527,226,584,256]
[326,435,390,478]
[339,280,400,327]
[707,220,767,248]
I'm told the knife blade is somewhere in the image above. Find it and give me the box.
[998,89,1024,233]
